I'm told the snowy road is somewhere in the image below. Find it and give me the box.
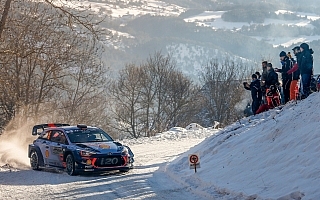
[0,139,207,200]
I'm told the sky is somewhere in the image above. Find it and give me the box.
[1,92,320,199]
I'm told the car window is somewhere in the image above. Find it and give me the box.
[67,128,113,143]
[50,130,68,144]
[39,131,51,140]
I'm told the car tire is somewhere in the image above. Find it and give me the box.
[30,150,41,170]
[119,168,130,173]
[66,154,78,176]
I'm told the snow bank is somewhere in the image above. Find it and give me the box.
[167,92,320,199]
[120,125,220,146]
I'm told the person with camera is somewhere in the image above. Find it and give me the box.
[243,74,262,115]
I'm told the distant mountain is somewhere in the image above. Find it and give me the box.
[85,0,320,76]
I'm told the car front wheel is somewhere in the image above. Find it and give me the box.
[30,151,40,170]
[66,154,78,176]
[119,168,130,173]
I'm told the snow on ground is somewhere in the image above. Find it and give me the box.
[167,92,320,200]
[184,11,316,30]
[0,124,218,199]
[66,0,185,18]
[184,10,320,47]
[296,11,320,21]
[0,139,208,200]
[1,93,320,199]
[252,35,320,48]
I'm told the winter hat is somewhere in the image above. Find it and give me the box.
[252,74,257,79]
[292,46,300,51]
[267,63,272,68]
[300,43,309,50]
[279,51,286,57]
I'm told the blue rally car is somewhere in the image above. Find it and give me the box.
[28,123,134,175]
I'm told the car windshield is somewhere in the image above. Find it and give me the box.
[66,128,113,143]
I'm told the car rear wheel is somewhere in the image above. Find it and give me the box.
[66,154,78,176]
[30,151,40,170]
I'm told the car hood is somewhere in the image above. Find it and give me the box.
[75,142,123,153]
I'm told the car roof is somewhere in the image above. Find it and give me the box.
[45,125,99,132]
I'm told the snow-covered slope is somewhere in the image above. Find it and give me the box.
[167,92,320,199]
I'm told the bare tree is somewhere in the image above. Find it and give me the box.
[198,58,252,126]
[109,64,145,139]
[109,52,197,138]
[143,52,176,134]
[0,0,109,129]
[0,0,104,39]
[161,70,196,129]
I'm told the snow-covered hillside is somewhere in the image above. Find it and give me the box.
[167,92,320,199]
[1,92,320,199]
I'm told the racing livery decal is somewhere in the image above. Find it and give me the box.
[28,124,134,176]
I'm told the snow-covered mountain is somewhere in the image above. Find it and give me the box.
[80,0,320,75]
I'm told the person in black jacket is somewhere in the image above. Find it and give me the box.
[298,43,314,98]
[255,63,280,114]
[261,61,268,82]
[244,74,262,115]
[275,51,293,104]
[264,63,279,88]
[260,61,268,101]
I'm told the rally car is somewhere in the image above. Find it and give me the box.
[28,123,134,175]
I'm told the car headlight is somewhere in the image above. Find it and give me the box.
[79,150,95,157]
[121,147,128,155]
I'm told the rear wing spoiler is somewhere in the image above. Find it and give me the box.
[32,123,70,135]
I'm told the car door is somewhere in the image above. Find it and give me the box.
[37,130,53,166]
[49,130,67,167]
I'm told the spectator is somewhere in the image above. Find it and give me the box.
[275,51,293,104]
[255,71,261,80]
[287,47,301,100]
[261,61,268,83]
[264,63,279,88]
[299,43,314,98]
[317,75,320,92]
[243,74,262,115]
[256,63,280,114]
[260,61,268,103]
